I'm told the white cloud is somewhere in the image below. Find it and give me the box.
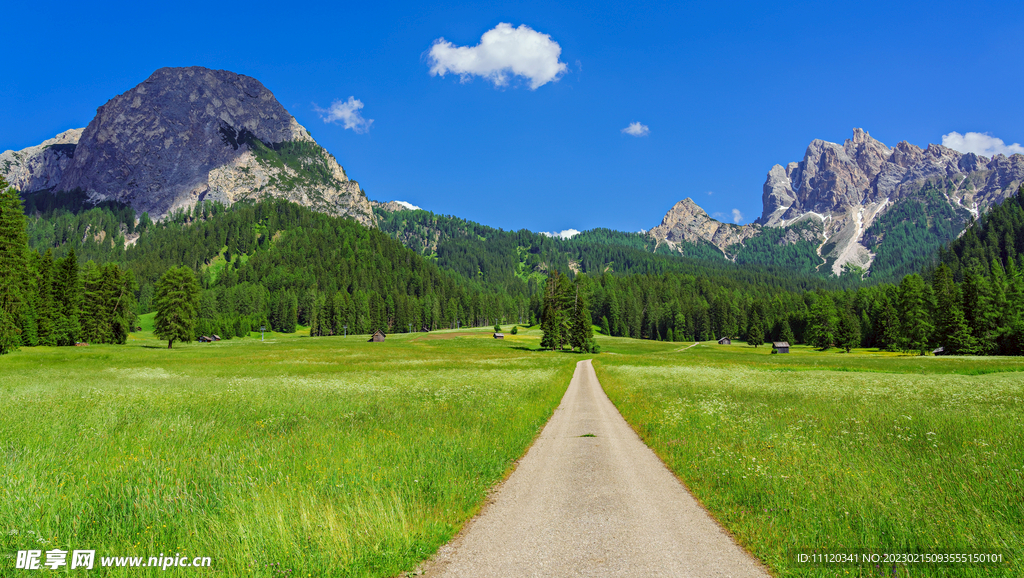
[622,122,650,137]
[428,23,567,89]
[731,209,743,224]
[314,97,373,133]
[540,229,580,239]
[707,191,714,196]
[941,131,1024,157]
[394,201,422,211]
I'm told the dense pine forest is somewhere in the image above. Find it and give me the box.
[1,177,1022,355]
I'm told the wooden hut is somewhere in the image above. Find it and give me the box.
[717,337,731,345]
[933,347,945,356]
[772,341,790,354]
[493,332,504,339]
[369,330,386,342]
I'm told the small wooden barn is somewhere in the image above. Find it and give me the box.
[369,330,386,342]
[772,341,790,354]
[717,337,731,345]
[933,347,945,356]
[493,332,504,339]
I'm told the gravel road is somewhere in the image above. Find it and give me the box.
[421,359,770,577]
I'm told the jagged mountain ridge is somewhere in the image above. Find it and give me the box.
[650,128,1024,276]
[1,67,374,226]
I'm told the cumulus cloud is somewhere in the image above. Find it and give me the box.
[621,122,650,137]
[428,23,567,89]
[394,201,422,211]
[314,97,373,133]
[941,131,1024,157]
[540,229,580,239]
[731,209,744,224]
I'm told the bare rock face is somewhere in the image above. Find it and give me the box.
[759,128,1024,227]
[756,128,1024,274]
[52,67,374,225]
[648,198,760,253]
[1,128,84,193]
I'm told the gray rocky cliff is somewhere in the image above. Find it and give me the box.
[648,198,760,254]
[10,66,374,225]
[1,129,84,193]
[755,128,1024,274]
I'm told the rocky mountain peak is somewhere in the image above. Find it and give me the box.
[753,127,1024,275]
[4,66,373,226]
[648,197,759,253]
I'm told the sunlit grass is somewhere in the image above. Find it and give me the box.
[1,328,576,576]
[595,343,1023,577]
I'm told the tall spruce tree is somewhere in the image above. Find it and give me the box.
[35,249,56,346]
[569,278,594,352]
[154,266,201,348]
[540,272,564,350]
[898,274,933,355]
[808,293,838,350]
[836,306,861,353]
[778,318,795,345]
[0,178,28,353]
[747,306,765,348]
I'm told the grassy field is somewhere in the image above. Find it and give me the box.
[0,325,578,576]
[594,341,1024,577]
[5,326,1022,577]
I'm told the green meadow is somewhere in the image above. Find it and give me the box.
[3,327,1022,577]
[595,340,1024,577]
[0,325,576,576]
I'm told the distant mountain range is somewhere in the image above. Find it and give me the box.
[647,129,1024,277]
[4,67,1022,279]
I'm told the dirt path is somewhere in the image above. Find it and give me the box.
[421,360,769,577]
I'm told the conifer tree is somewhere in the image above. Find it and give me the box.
[836,306,861,353]
[808,293,838,350]
[52,249,82,346]
[569,280,593,352]
[779,318,795,345]
[154,266,201,348]
[746,307,765,348]
[898,274,933,355]
[35,250,56,346]
[0,178,28,353]
[540,272,563,350]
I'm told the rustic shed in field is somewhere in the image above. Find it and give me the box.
[933,347,945,356]
[717,337,731,345]
[772,341,790,354]
[493,332,504,339]
[369,330,386,342]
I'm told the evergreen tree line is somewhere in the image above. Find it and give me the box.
[5,180,1023,356]
[0,181,137,352]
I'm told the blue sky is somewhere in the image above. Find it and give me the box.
[3,0,1023,234]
